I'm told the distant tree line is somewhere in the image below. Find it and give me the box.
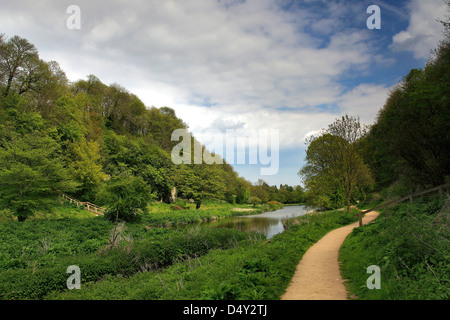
[248,179,305,206]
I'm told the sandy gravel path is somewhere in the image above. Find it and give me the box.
[281,211,379,300]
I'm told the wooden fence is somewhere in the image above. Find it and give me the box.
[60,194,106,216]
[356,183,450,227]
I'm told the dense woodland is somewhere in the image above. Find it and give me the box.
[0,33,304,222]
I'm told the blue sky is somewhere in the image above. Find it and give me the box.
[1,0,447,187]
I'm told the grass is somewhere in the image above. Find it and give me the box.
[43,208,360,300]
[1,199,367,300]
[339,195,450,300]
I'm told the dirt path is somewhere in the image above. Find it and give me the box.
[281,211,380,300]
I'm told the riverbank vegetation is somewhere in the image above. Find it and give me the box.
[299,18,449,212]
[339,20,450,300]
[0,205,358,300]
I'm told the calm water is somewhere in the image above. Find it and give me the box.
[184,205,311,239]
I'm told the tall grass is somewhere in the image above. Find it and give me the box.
[339,195,449,300]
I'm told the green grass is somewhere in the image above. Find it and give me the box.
[43,208,360,300]
[339,196,450,300]
[1,199,361,300]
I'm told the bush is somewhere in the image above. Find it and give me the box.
[266,201,283,210]
[248,197,261,207]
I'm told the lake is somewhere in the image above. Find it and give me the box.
[183,205,312,239]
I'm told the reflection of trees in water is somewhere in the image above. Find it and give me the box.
[180,206,309,239]
[211,217,283,239]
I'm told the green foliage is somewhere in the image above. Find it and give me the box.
[67,138,107,201]
[300,130,373,211]
[249,179,305,205]
[43,208,358,300]
[248,196,262,207]
[0,225,249,299]
[1,34,252,218]
[100,171,153,222]
[340,197,450,299]
[0,106,79,221]
[176,163,226,209]
[361,36,450,189]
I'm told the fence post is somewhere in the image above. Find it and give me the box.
[359,212,363,227]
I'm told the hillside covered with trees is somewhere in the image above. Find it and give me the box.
[299,21,450,210]
[0,33,305,222]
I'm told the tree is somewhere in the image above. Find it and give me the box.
[0,35,39,97]
[0,104,78,221]
[248,196,262,207]
[358,18,450,190]
[176,162,226,209]
[67,137,107,201]
[326,115,374,212]
[0,33,256,216]
[100,171,153,222]
[364,53,450,189]
[299,119,374,213]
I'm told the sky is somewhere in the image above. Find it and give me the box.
[1,0,448,187]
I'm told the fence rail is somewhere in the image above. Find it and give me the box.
[60,194,106,216]
[356,183,450,227]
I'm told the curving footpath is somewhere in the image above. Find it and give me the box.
[281,211,380,300]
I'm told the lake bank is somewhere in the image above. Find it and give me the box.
[177,205,313,239]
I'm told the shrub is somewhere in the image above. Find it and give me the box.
[248,197,261,207]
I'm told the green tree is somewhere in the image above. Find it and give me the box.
[176,163,225,209]
[248,196,262,207]
[360,23,450,189]
[100,171,153,222]
[67,138,107,201]
[0,34,39,97]
[300,128,373,213]
[0,105,78,221]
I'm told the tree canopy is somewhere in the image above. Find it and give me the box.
[0,34,305,221]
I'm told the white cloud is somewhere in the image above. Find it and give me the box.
[391,0,447,59]
[337,83,391,125]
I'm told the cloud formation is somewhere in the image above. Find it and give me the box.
[391,0,447,59]
[0,0,446,185]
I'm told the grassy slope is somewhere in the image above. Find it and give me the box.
[339,196,450,300]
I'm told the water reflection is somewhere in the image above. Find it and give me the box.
[183,205,310,239]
